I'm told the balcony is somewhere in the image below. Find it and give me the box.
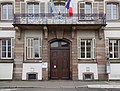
[13,13,107,33]
[13,13,106,25]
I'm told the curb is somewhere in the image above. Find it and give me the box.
[0,86,45,89]
[88,85,120,88]
[1,85,120,89]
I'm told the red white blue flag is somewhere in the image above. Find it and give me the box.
[66,0,73,16]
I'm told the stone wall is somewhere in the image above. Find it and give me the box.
[42,26,78,80]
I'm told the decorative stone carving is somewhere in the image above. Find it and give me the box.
[98,26,105,39]
[15,26,21,39]
[43,26,48,39]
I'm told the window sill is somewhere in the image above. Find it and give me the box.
[24,59,42,63]
[0,20,13,22]
[110,58,119,60]
[0,59,14,63]
[78,59,96,63]
[110,59,120,63]
[27,58,42,60]
[106,19,120,22]
[78,58,96,60]
[24,61,42,63]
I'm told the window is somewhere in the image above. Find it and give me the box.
[53,3,66,21]
[27,3,39,23]
[1,39,12,59]
[78,38,95,59]
[50,41,69,49]
[27,3,39,14]
[54,3,65,14]
[1,3,13,20]
[81,39,92,58]
[106,3,119,20]
[83,73,94,80]
[109,40,119,59]
[27,73,38,80]
[27,38,42,59]
[79,2,92,20]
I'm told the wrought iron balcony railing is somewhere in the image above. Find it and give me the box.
[13,13,106,25]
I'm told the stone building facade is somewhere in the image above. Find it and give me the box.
[0,0,120,81]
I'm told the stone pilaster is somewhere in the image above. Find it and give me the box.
[71,30,78,80]
[95,30,108,80]
[13,29,24,80]
[42,38,49,80]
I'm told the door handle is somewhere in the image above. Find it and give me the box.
[54,65,57,69]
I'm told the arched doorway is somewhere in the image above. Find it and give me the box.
[50,40,70,80]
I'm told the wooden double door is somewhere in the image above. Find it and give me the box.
[50,40,70,80]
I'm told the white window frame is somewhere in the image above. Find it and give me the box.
[106,3,119,20]
[80,39,92,59]
[1,39,12,59]
[1,3,13,20]
[93,2,99,14]
[78,2,92,20]
[27,3,40,24]
[27,3,40,14]
[109,40,119,59]
[26,37,42,59]
[78,38,95,59]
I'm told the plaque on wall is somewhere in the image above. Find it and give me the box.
[42,62,48,68]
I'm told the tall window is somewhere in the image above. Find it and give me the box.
[27,3,39,14]
[1,39,12,59]
[79,2,92,20]
[27,3,39,23]
[109,40,119,59]
[81,39,92,58]
[78,38,95,59]
[27,38,42,59]
[54,3,65,14]
[1,3,13,20]
[53,3,66,22]
[106,3,119,20]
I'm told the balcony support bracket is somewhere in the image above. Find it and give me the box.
[15,26,21,39]
[98,26,105,40]
[43,26,48,39]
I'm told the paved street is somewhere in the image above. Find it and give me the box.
[1,81,120,91]
[0,81,111,88]
[0,88,120,91]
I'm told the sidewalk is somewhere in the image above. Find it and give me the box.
[1,80,120,88]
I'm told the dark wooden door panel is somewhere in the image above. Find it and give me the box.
[61,50,70,79]
[50,50,59,79]
[50,49,70,80]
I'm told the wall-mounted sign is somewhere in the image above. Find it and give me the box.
[42,62,48,68]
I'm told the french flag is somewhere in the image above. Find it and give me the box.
[66,0,73,16]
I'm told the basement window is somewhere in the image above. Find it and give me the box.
[83,73,94,80]
[28,73,37,80]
